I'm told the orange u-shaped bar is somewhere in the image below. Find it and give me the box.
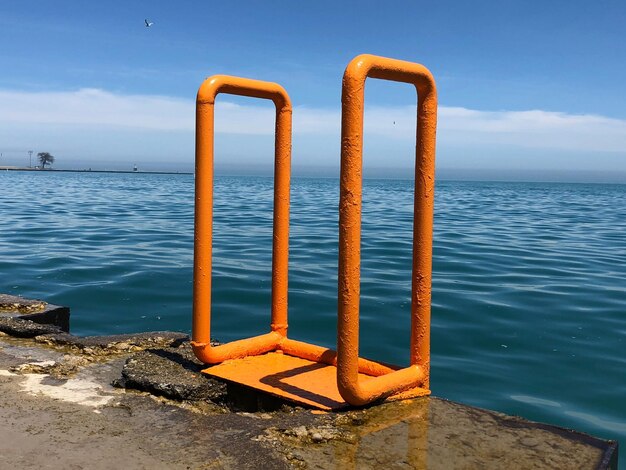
[192,75,292,363]
[337,54,437,405]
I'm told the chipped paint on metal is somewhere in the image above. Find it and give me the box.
[337,54,437,405]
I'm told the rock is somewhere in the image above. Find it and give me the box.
[293,426,308,439]
[0,294,46,313]
[114,344,226,402]
[10,360,56,374]
[0,317,64,338]
[520,437,540,447]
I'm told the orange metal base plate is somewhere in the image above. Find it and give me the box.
[202,352,430,410]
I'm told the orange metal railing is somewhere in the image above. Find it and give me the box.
[336,54,437,405]
[337,54,437,405]
[192,75,292,363]
[192,54,437,408]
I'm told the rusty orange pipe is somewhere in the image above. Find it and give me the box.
[192,75,292,364]
[337,54,437,405]
[280,338,397,376]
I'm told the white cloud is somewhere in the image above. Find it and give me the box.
[438,106,626,152]
[0,88,336,136]
[1,88,625,169]
[0,88,194,131]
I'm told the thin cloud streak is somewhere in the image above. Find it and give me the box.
[0,88,194,131]
[439,106,626,152]
[1,88,626,153]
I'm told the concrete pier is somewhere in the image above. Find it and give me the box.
[0,294,618,469]
[0,293,70,332]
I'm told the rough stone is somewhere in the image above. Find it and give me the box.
[114,343,227,402]
[34,331,188,354]
[10,360,57,374]
[0,294,47,313]
[0,317,64,338]
[0,294,70,332]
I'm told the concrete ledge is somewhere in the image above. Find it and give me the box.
[34,331,188,354]
[0,317,64,338]
[0,294,69,332]
[0,330,617,469]
[0,293,619,469]
[260,397,619,469]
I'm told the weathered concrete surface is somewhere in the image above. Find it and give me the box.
[0,335,302,469]
[0,293,70,332]
[34,330,188,354]
[0,316,64,338]
[0,293,618,469]
[261,399,619,469]
[1,303,187,350]
[0,294,47,313]
[0,332,617,469]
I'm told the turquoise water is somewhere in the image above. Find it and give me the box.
[2,171,625,460]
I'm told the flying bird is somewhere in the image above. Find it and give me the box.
[145,19,154,27]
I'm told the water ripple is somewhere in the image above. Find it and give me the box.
[1,172,625,461]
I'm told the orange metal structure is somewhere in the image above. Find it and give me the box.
[192,74,292,364]
[337,54,438,405]
[193,54,437,409]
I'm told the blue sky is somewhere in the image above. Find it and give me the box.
[1,0,625,180]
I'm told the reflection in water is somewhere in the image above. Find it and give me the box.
[510,394,562,408]
[288,398,612,469]
[565,411,626,434]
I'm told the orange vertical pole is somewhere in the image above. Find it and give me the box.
[192,75,292,364]
[337,54,437,405]
[271,92,292,337]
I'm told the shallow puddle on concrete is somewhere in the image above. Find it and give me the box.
[0,336,67,363]
[287,398,611,469]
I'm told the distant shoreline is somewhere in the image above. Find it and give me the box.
[0,166,193,175]
[3,165,625,184]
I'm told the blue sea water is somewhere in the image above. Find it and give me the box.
[2,170,625,461]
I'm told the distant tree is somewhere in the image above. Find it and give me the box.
[37,152,55,169]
